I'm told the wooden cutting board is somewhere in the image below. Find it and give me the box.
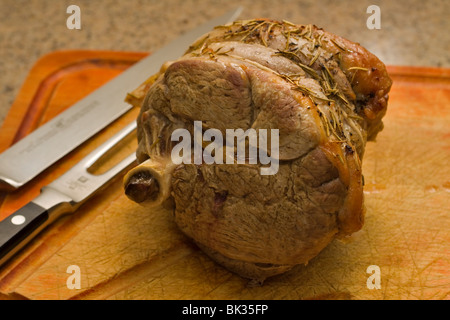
[0,51,448,300]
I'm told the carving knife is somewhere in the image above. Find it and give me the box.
[0,7,242,191]
[0,121,137,267]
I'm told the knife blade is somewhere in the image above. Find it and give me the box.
[0,7,242,191]
[0,121,137,267]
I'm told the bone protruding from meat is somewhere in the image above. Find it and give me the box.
[123,157,176,206]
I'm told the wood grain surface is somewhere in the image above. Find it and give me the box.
[0,51,448,300]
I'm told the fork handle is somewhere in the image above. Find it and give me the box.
[0,202,49,267]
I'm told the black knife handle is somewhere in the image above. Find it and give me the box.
[0,202,49,265]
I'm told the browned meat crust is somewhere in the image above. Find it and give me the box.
[124,19,392,282]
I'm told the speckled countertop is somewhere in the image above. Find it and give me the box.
[0,0,448,126]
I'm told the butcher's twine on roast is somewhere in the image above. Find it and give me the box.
[123,19,392,283]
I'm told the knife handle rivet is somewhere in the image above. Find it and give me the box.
[11,215,26,225]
